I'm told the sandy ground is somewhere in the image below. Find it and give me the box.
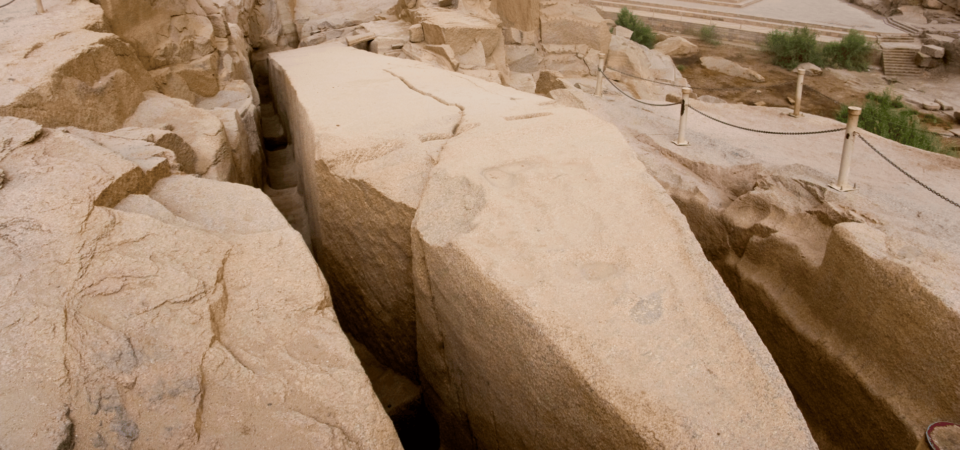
[669,37,960,153]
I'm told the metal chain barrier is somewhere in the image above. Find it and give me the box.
[600,69,681,107]
[0,0,17,8]
[857,134,960,209]
[688,104,846,135]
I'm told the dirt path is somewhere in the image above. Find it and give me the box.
[676,37,960,153]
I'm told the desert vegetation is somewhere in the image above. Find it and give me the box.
[765,27,872,71]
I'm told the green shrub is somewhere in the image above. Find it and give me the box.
[837,89,951,155]
[821,30,872,71]
[764,27,873,72]
[764,27,822,69]
[615,7,657,48]
[699,25,720,45]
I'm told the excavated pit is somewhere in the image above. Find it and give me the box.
[259,43,820,450]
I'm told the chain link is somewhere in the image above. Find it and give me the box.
[688,105,846,135]
[0,0,17,8]
[857,134,960,209]
[600,70,681,107]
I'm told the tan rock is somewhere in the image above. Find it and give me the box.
[540,2,611,53]
[536,70,567,95]
[506,45,541,73]
[410,24,425,43]
[426,44,461,70]
[270,45,462,378]
[793,62,823,76]
[541,52,590,77]
[493,0,540,34]
[457,40,487,68]
[124,91,236,181]
[61,126,176,186]
[459,69,503,84]
[654,36,699,58]
[150,52,221,102]
[701,56,766,82]
[0,3,155,132]
[501,72,537,92]
[270,44,818,449]
[0,116,43,156]
[607,35,687,100]
[98,0,216,70]
[0,126,402,449]
[548,87,590,109]
[419,7,503,59]
[614,25,634,39]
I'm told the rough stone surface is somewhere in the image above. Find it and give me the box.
[270,44,817,450]
[654,36,699,58]
[540,2,611,53]
[98,0,216,70]
[124,91,237,182]
[794,62,824,76]
[0,2,155,132]
[607,35,688,100]
[921,44,947,58]
[701,56,766,82]
[0,120,402,450]
[575,91,960,450]
[419,7,502,60]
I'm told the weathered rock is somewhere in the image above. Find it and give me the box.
[0,3,155,132]
[654,36,699,58]
[493,0,539,34]
[698,94,727,103]
[426,44,461,70]
[614,25,634,39]
[457,40,487,69]
[793,61,823,76]
[701,56,766,82]
[270,45,462,379]
[506,45,541,73]
[548,87,590,109]
[916,51,940,67]
[150,52,221,102]
[921,44,946,58]
[541,52,590,77]
[536,70,567,95]
[501,72,537,93]
[420,7,502,60]
[0,123,402,449]
[61,126,177,187]
[923,101,942,110]
[0,116,43,156]
[410,24,425,43]
[540,2,611,53]
[124,91,236,181]
[459,69,502,84]
[98,0,216,70]
[403,43,457,71]
[607,35,687,100]
[109,126,198,174]
[577,94,960,450]
[270,44,818,450]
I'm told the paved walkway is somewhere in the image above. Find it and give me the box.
[631,0,901,33]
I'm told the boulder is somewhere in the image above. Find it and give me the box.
[410,24,425,43]
[541,52,590,77]
[548,87,591,109]
[270,44,819,450]
[614,25,634,39]
[923,101,942,110]
[701,56,766,82]
[493,0,540,34]
[540,2,611,53]
[457,40,487,69]
[124,91,236,182]
[607,35,688,100]
[654,36,699,58]
[793,62,823,76]
[0,2,155,132]
[109,127,198,174]
[916,52,943,68]
[506,45,541,73]
[97,0,216,70]
[0,121,402,449]
[150,52,221,102]
[536,70,567,95]
[501,72,537,93]
[419,7,503,61]
[921,44,947,58]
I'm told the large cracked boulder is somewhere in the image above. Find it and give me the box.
[540,2,611,53]
[0,2,155,132]
[270,44,818,449]
[0,117,402,449]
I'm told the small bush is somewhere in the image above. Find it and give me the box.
[821,30,872,71]
[837,89,951,155]
[677,64,686,72]
[764,27,873,72]
[764,27,821,69]
[699,25,720,45]
[616,7,657,48]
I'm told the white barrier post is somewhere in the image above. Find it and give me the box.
[790,68,805,118]
[595,53,606,98]
[672,87,692,146]
[829,106,862,192]
[35,0,44,14]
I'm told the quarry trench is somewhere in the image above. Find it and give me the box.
[250,45,921,450]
